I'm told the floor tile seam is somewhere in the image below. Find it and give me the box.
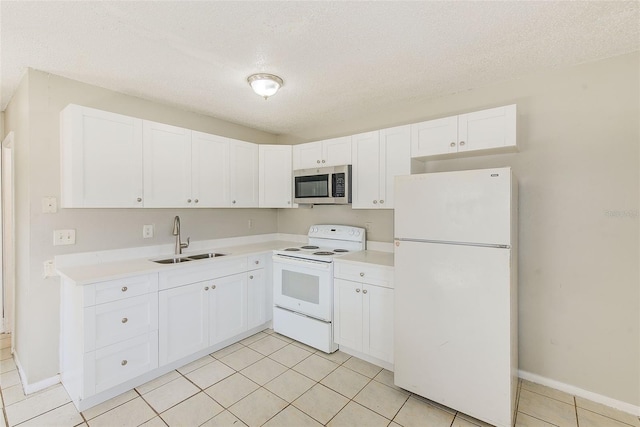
[9,400,74,427]
[406,393,457,416]
[517,409,563,426]
[384,392,411,423]
[210,342,248,360]
[290,362,340,384]
[521,384,576,405]
[82,388,141,421]
[139,385,200,420]
[290,393,349,427]
[319,374,371,401]
[577,406,639,427]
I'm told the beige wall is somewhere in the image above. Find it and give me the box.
[5,69,279,384]
[278,53,640,406]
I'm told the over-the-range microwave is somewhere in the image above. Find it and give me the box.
[293,165,352,205]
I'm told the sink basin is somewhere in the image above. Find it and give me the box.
[153,257,193,264]
[187,253,227,260]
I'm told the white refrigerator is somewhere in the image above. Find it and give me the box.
[393,167,518,427]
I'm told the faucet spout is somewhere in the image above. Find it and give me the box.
[173,216,189,255]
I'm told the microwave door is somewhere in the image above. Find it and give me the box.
[295,175,329,200]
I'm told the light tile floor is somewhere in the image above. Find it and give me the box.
[0,332,638,427]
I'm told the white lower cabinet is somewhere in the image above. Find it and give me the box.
[158,281,210,366]
[61,252,273,412]
[333,261,394,366]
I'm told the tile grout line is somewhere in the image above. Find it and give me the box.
[574,395,580,427]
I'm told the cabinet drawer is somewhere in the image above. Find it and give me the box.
[85,274,158,307]
[159,257,248,290]
[85,294,158,351]
[334,262,394,288]
[248,253,268,270]
[85,331,158,396]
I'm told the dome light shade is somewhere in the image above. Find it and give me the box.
[247,73,283,99]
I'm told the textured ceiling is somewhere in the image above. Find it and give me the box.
[1,1,639,138]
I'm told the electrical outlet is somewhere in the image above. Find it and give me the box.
[248,219,253,229]
[43,260,56,278]
[143,224,154,238]
[53,229,76,245]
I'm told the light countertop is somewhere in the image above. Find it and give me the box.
[57,240,299,285]
[336,250,394,268]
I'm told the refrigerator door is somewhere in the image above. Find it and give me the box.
[395,167,512,246]
[394,240,514,427]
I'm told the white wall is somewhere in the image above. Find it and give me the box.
[278,53,640,406]
[3,69,280,385]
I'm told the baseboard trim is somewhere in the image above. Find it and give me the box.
[519,370,640,416]
[13,350,60,395]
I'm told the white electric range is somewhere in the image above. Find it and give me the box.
[272,225,366,353]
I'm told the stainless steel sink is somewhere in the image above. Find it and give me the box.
[153,257,193,264]
[187,253,227,260]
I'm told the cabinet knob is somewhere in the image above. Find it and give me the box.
[373,200,378,204]
[356,288,361,293]
[205,286,209,291]
[450,142,456,147]
[121,286,128,292]
[249,275,254,279]
[187,199,192,203]
[459,141,465,146]
[121,317,128,323]
[255,260,259,265]
[317,160,321,164]
[363,289,368,294]
[212,285,216,289]
[379,200,384,204]
[232,200,236,204]
[322,160,326,163]
[194,199,199,203]
[121,360,128,366]
[137,197,142,202]
[360,272,365,277]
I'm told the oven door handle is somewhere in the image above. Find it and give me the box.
[272,255,332,270]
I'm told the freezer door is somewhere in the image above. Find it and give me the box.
[395,167,512,246]
[394,240,515,427]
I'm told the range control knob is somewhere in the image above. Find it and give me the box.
[349,230,354,235]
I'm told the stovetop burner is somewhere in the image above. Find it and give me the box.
[301,245,320,249]
[284,248,300,251]
[313,251,335,256]
[333,249,349,253]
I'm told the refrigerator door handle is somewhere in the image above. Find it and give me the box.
[395,238,510,249]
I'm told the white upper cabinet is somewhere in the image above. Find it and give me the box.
[352,125,412,209]
[259,145,293,208]
[60,105,144,208]
[191,131,230,207]
[293,136,352,170]
[143,121,192,208]
[229,140,259,207]
[411,104,517,159]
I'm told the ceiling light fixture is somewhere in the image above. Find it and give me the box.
[247,73,283,100]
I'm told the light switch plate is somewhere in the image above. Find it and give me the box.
[42,197,58,213]
[53,229,76,245]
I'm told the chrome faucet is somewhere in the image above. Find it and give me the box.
[172,216,190,255]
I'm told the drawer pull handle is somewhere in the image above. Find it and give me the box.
[212,285,216,290]
[137,197,142,202]
[205,286,209,291]
[356,288,361,293]
[459,141,465,146]
[249,275,254,279]
[360,272,365,277]
[363,289,368,294]
[121,317,128,323]
[121,360,128,366]
[121,286,128,292]
[255,260,259,264]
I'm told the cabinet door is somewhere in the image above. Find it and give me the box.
[210,273,248,345]
[158,282,209,366]
[458,104,516,153]
[351,131,381,209]
[364,284,394,364]
[323,136,352,166]
[143,121,192,207]
[247,269,267,329]
[229,140,259,207]
[192,131,230,207]
[410,116,458,158]
[293,141,323,170]
[259,145,293,208]
[379,125,411,209]
[333,279,363,351]
[60,105,143,208]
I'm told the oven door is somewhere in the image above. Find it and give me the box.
[272,255,334,322]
